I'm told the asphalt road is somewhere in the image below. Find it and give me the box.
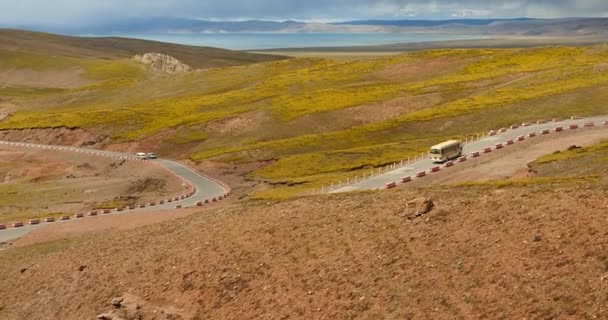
[0,142,229,243]
[333,116,608,193]
[2,116,607,243]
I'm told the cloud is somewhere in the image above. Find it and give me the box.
[0,0,607,26]
[451,8,494,17]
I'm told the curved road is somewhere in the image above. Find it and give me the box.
[2,116,607,242]
[0,141,230,243]
[333,116,608,193]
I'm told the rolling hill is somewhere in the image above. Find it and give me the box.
[0,29,286,69]
[1,30,608,200]
[2,16,608,320]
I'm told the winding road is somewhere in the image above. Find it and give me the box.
[2,116,607,243]
[0,141,230,243]
[333,116,608,193]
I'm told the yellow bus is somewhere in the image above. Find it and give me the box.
[429,140,463,163]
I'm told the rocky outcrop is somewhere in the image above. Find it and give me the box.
[132,53,193,73]
[401,197,435,220]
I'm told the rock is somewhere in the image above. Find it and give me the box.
[111,297,124,308]
[96,313,113,320]
[132,53,192,73]
[419,198,434,215]
[78,265,87,272]
[403,197,435,220]
[533,233,542,242]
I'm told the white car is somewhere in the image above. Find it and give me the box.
[136,152,147,160]
[146,152,158,159]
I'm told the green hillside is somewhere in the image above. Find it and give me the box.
[2,31,608,198]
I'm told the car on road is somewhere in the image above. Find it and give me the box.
[146,152,158,159]
[136,152,147,160]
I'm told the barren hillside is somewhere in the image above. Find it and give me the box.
[0,145,184,223]
[0,177,606,319]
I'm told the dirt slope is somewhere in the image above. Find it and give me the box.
[1,183,607,319]
[0,29,286,69]
[0,146,184,223]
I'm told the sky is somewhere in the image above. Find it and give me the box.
[2,0,608,26]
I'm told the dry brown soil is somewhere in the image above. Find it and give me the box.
[0,146,184,223]
[0,184,607,319]
[0,127,108,147]
[11,206,220,248]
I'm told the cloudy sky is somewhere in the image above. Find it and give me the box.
[2,0,608,26]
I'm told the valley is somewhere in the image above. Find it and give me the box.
[1,25,608,320]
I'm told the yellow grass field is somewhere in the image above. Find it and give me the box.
[3,39,608,199]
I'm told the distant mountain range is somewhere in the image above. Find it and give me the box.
[7,17,608,37]
[332,18,535,27]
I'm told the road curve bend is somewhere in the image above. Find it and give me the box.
[0,141,231,243]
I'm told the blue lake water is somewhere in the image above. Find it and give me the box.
[92,33,484,50]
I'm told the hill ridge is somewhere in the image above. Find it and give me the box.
[0,29,287,69]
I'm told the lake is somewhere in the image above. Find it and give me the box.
[92,33,484,50]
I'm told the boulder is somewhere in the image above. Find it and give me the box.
[132,53,192,73]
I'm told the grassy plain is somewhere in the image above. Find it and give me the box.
[2,32,608,198]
